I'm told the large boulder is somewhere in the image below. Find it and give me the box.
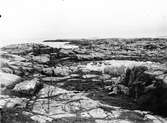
[12,78,43,96]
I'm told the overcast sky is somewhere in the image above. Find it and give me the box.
[0,0,167,47]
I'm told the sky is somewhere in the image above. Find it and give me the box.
[0,0,167,47]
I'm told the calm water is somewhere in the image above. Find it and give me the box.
[0,40,78,49]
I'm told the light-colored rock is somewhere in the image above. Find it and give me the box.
[33,54,50,63]
[81,108,107,118]
[0,52,25,61]
[31,115,53,123]
[31,86,101,122]
[42,76,70,83]
[70,74,80,78]
[38,85,68,98]
[144,70,164,77]
[99,74,111,80]
[1,67,13,74]
[82,74,98,79]
[63,96,99,113]
[53,66,71,76]
[145,114,167,123]
[31,86,156,123]
[156,74,167,88]
[0,95,27,109]
[13,78,42,95]
[0,71,21,88]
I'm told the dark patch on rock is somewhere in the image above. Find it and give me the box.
[123,66,167,116]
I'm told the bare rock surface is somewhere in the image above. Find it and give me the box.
[24,85,157,123]
[0,38,167,123]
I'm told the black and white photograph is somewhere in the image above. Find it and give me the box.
[0,0,167,122]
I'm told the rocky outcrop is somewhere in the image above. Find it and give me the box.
[1,43,51,56]
[1,38,167,122]
[2,38,167,63]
